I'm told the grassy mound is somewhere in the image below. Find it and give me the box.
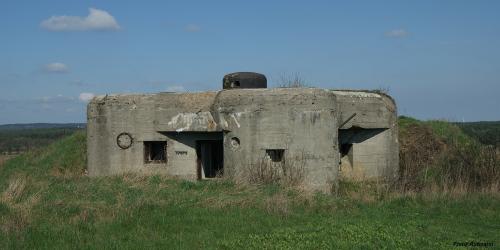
[0,128,499,249]
[398,116,499,193]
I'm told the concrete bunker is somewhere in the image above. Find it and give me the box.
[86,72,399,193]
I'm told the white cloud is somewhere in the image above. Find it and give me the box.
[41,8,120,31]
[166,85,185,92]
[385,29,409,38]
[185,24,201,32]
[79,92,95,102]
[44,62,69,73]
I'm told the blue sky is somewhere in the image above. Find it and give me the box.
[1,0,499,124]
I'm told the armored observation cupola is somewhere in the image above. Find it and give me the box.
[222,72,267,89]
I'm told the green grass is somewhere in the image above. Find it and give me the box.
[399,116,474,145]
[0,131,499,249]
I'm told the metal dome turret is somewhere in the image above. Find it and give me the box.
[222,72,267,89]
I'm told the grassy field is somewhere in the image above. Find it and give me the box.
[0,155,14,168]
[0,127,83,155]
[0,123,499,249]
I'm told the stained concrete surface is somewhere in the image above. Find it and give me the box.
[87,88,398,192]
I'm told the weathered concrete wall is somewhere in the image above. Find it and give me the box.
[331,90,396,129]
[87,93,218,177]
[87,94,159,176]
[351,129,396,178]
[214,88,338,192]
[339,129,397,180]
[87,88,398,192]
[332,90,399,181]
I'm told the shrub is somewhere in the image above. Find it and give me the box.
[245,151,306,188]
[396,118,500,194]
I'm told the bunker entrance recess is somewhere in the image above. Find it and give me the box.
[196,140,223,179]
[338,127,388,177]
[161,131,224,179]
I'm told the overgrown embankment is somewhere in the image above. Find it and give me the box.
[0,122,499,249]
[397,116,499,194]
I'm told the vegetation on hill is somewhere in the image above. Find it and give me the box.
[398,116,499,193]
[0,119,499,249]
[456,121,500,147]
[0,123,85,130]
[0,127,83,154]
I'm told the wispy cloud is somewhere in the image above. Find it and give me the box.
[41,8,120,31]
[185,24,201,32]
[385,28,409,38]
[79,92,95,102]
[44,62,69,73]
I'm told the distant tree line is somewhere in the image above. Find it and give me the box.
[0,128,82,154]
[456,121,500,147]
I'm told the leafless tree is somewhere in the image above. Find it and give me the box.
[277,72,308,88]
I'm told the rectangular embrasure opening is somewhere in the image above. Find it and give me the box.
[144,141,167,164]
[266,149,285,162]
